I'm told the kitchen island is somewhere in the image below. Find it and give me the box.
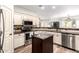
[32,33,53,53]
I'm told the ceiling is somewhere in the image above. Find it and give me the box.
[14,5,79,18]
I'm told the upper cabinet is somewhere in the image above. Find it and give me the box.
[22,14,39,27]
[14,13,22,25]
[32,16,39,27]
[14,13,39,27]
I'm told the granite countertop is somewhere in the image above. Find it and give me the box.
[14,28,79,35]
[14,29,23,34]
[60,31,79,35]
[32,28,79,35]
[14,30,33,34]
[14,32,24,34]
[33,32,53,39]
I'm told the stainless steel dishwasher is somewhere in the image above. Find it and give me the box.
[62,33,75,49]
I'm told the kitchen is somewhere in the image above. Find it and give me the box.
[1,5,79,53]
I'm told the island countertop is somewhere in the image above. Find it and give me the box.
[33,32,53,39]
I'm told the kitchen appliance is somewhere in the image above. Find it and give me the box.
[0,9,5,53]
[62,33,75,49]
[22,21,33,32]
[22,21,33,40]
[53,22,59,28]
[23,21,33,25]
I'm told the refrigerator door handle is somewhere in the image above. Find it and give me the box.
[0,9,5,53]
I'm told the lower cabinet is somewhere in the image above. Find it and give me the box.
[14,33,25,48]
[53,33,62,45]
[53,32,79,51]
[75,36,79,51]
[32,35,53,53]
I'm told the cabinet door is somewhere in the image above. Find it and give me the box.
[23,14,32,21]
[75,36,79,51]
[1,5,13,52]
[18,33,25,47]
[14,13,22,25]
[14,34,19,48]
[53,33,61,45]
[41,22,48,27]
[32,17,39,27]
[14,33,25,48]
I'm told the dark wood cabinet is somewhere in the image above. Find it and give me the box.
[32,35,53,53]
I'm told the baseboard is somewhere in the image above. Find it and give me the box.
[54,43,79,53]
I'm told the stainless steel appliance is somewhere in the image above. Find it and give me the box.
[0,9,5,53]
[21,21,33,45]
[22,21,33,40]
[53,22,59,28]
[22,21,33,32]
[62,33,75,49]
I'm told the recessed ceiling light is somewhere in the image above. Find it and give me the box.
[52,6,56,9]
